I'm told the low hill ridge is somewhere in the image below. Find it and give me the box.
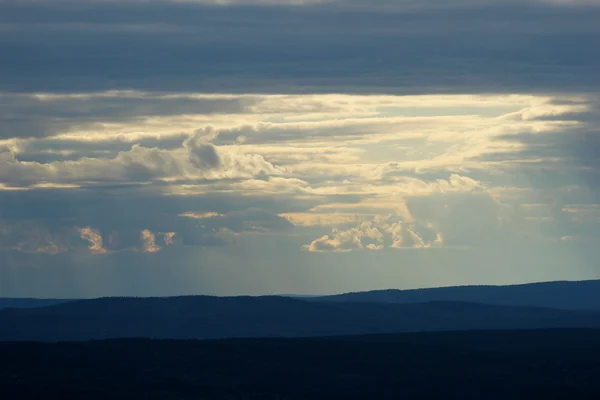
[2,294,600,342]
[314,279,600,310]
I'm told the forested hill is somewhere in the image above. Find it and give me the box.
[4,279,600,312]
[0,298,73,310]
[2,295,600,341]
[314,279,600,310]
[3,329,600,399]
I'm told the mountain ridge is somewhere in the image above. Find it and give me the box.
[2,294,600,342]
[312,279,600,310]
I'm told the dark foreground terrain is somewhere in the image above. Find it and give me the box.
[2,329,600,399]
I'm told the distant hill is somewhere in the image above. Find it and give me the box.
[3,279,598,311]
[2,295,600,341]
[0,298,74,310]
[2,329,600,399]
[314,280,600,310]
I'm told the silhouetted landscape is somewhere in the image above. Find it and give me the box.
[316,279,600,310]
[0,298,73,310]
[3,329,600,399]
[3,281,600,341]
[3,279,600,398]
[4,0,600,397]
[4,279,599,311]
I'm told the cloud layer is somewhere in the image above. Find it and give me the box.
[2,0,600,296]
[2,91,599,259]
[1,0,599,93]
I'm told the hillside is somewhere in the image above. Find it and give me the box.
[315,280,600,309]
[0,298,73,310]
[2,295,600,341]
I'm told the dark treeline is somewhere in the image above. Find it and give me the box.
[2,329,600,399]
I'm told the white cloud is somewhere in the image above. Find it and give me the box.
[78,227,107,255]
[2,91,600,258]
[303,215,443,252]
[140,229,161,253]
[0,135,283,188]
[303,223,383,252]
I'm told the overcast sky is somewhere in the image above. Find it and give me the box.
[1,0,600,298]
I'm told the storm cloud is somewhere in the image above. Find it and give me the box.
[0,0,599,94]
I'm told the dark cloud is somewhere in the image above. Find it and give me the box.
[0,0,598,94]
[185,133,221,170]
[0,187,304,255]
[15,134,190,163]
[0,187,317,223]
[1,133,283,187]
[0,93,254,139]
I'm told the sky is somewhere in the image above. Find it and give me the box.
[1,0,600,298]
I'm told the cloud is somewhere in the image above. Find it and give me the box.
[180,212,224,219]
[1,83,600,268]
[303,215,442,252]
[302,186,564,252]
[185,130,221,170]
[163,232,176,245]
[0,221,73,255]
[1,0,599,94]
[78,227,108,255]
[4,91,600,258]
[388,221,443,249]
[0,134,283,188]
[281,212,360,227]
[0,178,305,255]
[303,225,381,252]
[0,92,253,140]
[479,95,600,195]
[179,208,295,233]
[2,2,600,298]
[140,229,161,253]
